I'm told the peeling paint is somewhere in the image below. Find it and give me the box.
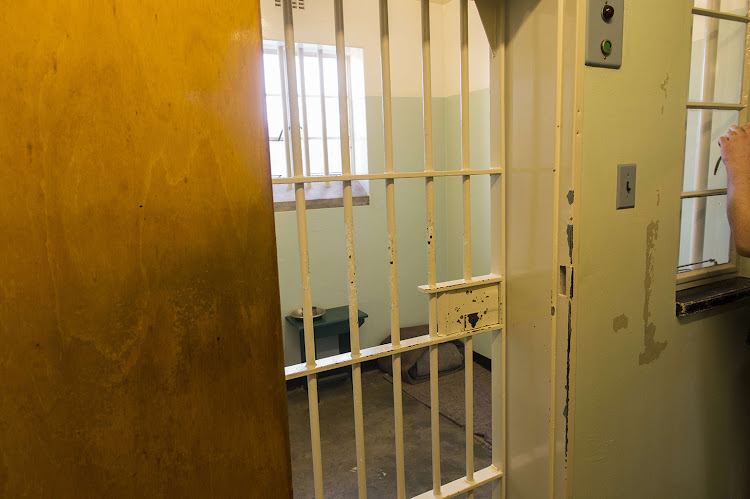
[564,301,572,459]
[566,190,574,205]
[566,224,574,264]
[660,73,670,98]
[612,314,628,332]
[639,221,667,364]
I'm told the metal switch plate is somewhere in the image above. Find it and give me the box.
[586,0,623,69]
[616,163,636,209]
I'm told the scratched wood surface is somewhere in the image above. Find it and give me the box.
[0,1,291,496]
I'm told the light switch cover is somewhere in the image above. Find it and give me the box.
[616,163,636,209]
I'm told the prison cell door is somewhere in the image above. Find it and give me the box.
[276,0,510,497]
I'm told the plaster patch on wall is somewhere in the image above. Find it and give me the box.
[639,220,667,365]
[612,314,628,332]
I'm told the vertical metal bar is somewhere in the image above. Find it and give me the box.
[277,47,293,180]
[691,0,719,268]
[460,0,472,282]
[298,46,312,177]
[420,0,441,494]
[549,0,565,495]
[317,49,330,179]
[489,3,506,492]
[459,1,474,495]
[334,1,367,496]
[378,0,405,496]
[281,1,323,497]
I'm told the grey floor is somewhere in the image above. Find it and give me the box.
[287,368,494,498]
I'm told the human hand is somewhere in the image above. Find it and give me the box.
[719,123,750,177]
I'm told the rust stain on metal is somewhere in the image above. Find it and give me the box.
[639,221,667,365]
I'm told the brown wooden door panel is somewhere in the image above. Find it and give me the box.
[0,1,291,497]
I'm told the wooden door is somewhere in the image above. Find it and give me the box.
[0,1,291,496]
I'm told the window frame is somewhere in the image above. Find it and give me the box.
[262,42,362,180]
[677,3,750,291]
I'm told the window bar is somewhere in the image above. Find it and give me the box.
[346,54,357,174]
[334,1,367,496]
[692,6,750,24]
[378,0,406,497]
[420,0,441,494]
[317,49,331,180]
[687,102,744,110]
[691,0,720,271]
[297,46,312,177]
[281,1,324,497]
[459,0,475,495]
[681,188,727,199]
[277,46,294,181]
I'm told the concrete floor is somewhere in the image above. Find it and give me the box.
[287,368,494,498]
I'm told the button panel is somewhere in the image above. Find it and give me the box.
[585,0,623,69]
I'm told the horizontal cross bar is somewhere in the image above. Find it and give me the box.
[412,465,504,499]
[284,324,502,380]
[681,188,727,199]
[418,273,503,294]
[692,7,750,23]
[686,101,745,111]
[271,168,504,184]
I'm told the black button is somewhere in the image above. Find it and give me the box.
[602,4,615,21]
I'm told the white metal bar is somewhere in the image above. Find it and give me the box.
[692,6,750,23]
[691,0,720,270]
[681,188,727,198]
[418,273,503,294]
[459,4,474,490]
[549,0,565,494]
[333,1,367,496]
[298,46,312,177]
[285,324,502,380]
[377,0,405,496]
[281,1,323,496]
[277,47,293,180]
[412,465,504,499]
[271,168,504,184]
[419,0,441,493]
[461,0,472,283]
[488,0,507,496]
[687,101,745,110]
[317,49,331,179]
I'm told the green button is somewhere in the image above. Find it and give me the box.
[601,39,613,55]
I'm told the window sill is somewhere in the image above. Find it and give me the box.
[675,276,750,317]
[272,180,370,212]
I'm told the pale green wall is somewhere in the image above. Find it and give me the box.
[276,97,447,365]
[573,1,750,496]
[275,90,492,365]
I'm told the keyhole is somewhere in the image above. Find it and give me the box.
[626,181,631,194]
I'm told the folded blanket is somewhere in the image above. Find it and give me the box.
[376,324,465,384]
